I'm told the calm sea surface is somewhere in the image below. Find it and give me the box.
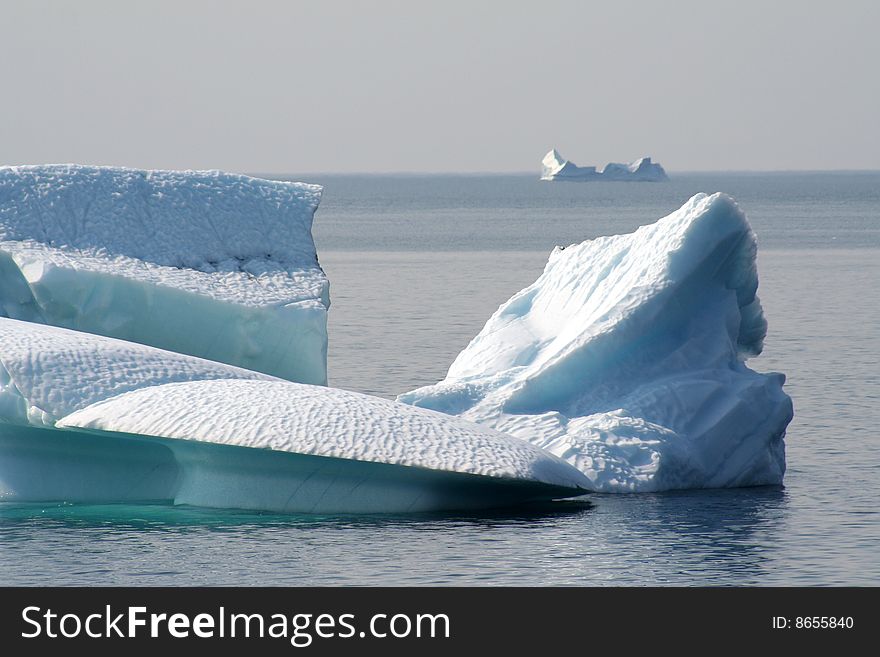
[2,173,878,585]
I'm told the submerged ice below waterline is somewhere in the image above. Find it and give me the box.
[401,193,793,492]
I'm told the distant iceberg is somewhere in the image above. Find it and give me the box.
[0,318,588,513]
[541,149,668,182]
[400,193,792,492]
[0,165,329,385]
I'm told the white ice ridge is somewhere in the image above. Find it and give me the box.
[0,165,329,384]
[541,149,668,182]
[399,193,793,492]
[0,319,588,513]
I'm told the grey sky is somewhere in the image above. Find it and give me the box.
[2,1,878,173]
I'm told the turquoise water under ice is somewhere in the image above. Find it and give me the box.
[2,172,878,585]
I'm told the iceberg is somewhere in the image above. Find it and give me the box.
[541,149,668,182]
[400,193,793,492]
[0,319,588,513]
[0,165,329,385]
[0,163,791,510]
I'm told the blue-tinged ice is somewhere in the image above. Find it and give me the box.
[0,319,588,513]
[399,193,793,492]
[0,165,329,384]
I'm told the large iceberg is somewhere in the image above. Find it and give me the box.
[0,163,792,511]
[0,318,588,513]
[400,193,793,492]
[0,165,329,384]
[541,149,668,182]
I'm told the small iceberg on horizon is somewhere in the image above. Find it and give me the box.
[541,149,669,182]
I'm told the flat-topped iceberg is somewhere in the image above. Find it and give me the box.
[400,193,792,492]
[541,149,668,182]
[0,318,588,513]
[0,165,329,384]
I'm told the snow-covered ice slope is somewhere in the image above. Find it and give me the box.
[0,165,329,384]
[0,319,588,512]
[400,193,793,492]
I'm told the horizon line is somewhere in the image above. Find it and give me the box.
[4,162,879,177]
[252,167,880,177]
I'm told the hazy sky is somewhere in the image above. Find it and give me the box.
[2,1,878,173]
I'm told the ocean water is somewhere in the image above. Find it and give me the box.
[2,173,878,586]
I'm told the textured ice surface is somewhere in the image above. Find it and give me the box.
[0,319,588,512]
[0,319,273,425]
[61,379,587,488]
[541,149,668,182]
[0,165,329,384]
[400,193,793,492]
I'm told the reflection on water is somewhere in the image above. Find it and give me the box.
[0,489,793,586]
[0,498,595,528]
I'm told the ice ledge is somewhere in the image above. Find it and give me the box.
[0,318,589,513]
[0,164,329,384]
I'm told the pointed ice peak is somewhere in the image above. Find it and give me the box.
[541,149,569,180]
